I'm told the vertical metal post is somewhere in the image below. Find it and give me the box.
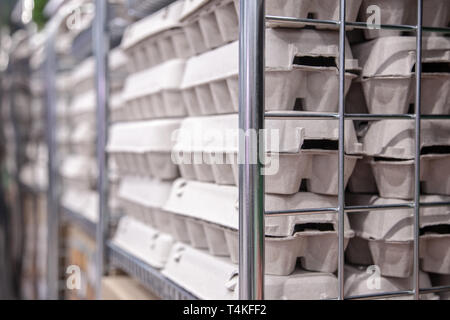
[94,0,110,300]
[338,0,346,300]
[238,0,265,300]
[413,0,423,301]
[45,30,59,300]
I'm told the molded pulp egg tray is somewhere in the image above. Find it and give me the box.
[173,113,362,195]
[116,176,355,276]
[346,194,450,278]
[122,28,359,119]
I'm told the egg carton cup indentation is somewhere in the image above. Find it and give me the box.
[161,179,354,275]
[181,28,359,116]
[162,242,340,300]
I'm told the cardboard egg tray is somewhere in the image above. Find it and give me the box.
[122,59,187,120]
[360,0,450,39]
[173,113,362,195]
[362,120,450,159]
[106,119,182,180]
[344,265,438,300]
[121,0,190,72]
[353,36,450,114]
[180,0,363,55]
[346,194,450,277]
[180,28,358,116]
[161,179,354,275]
[162,242,340,300]
[111,216,175,269]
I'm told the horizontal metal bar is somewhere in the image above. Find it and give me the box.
[265,15,339,27]
[265,201,450,217]
[420,285,450,294]
[265,112,338,120]
[345,203,414,213]
[265,112,450,120]
[265,207,338,216]
[345,290,414,300]
[265,15,450,34]
[421,201,450,208]
[346,114,415,120]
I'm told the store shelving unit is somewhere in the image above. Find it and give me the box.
[239,0,450,300]
[39,0,450,300]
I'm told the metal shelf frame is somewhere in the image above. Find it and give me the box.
[40,0,450,301]
[239,0,450,300]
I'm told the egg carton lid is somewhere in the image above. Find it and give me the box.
[181,28,358,88]
[164,179,353,236]
[69,90,96,115]
[112,216,174,269]
[162,242,340,300]
[109,92,124,110]
[117,177,173,209]
[344,265,438,300]
[179,0,211,21]
[173,113,361,154]
[69,56,95,87]
[122,59,185,101]
[362,120,450,159]
[353,36,450,77]
[107,119,182,153]
[109,48,128,71]
[121,0,185,50]
[346,193,450,241]
[70,121,96,143]
[60,155,97,179]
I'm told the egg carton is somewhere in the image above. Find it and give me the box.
[180,0,362,56]
[162,179,354,275]
[61,188,99,223]
[430,274,450,300]
[111,215,174,269]
[347,157,378,194]
[173,113,361,195]
[122,59,187,120]
[70,122,96,157]
[60,155,97,190]
[346,194,450,277]
[344,265,438,300]
[109,92,125,123]
[121,0,190,72]
[362,120,450,159]
[352,36,450,114]
[106,119,182,180]
[162,242,339,300]
[371,154,450,199]
[69,56,95,95]
[69,90,97,124]
[109,48,128,93]
[360,0,450,39]
[117,176,173,234]
[181,28,359,116]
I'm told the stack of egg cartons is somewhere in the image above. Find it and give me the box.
[108,48,128,221]
[108,0,367,300]
[107,1,185,273]
[158,0,368,300]
[344,0,450,300]
[60,57,99,223]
